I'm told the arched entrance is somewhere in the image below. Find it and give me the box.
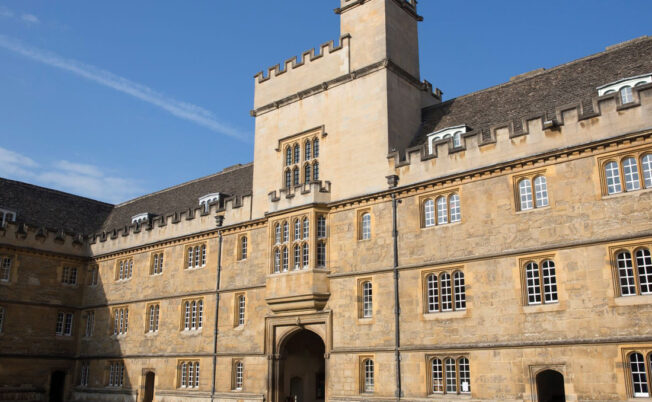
[143,372,155,402]
[49,371,65,402]
[536,370,566,402]
[277,329,325,402]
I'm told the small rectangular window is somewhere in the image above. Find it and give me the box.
[182,299,203,331]
[186,244,207,269]
[85,311,94,337]
[178,361,200,389]
[107,361,125,387]
[62,266,78,285]
[0,256,12,282]
[151,252,164,275]
[56,312,74,336]
[0,306,5,333]
[80,361,90,387]
[116,259,133,281]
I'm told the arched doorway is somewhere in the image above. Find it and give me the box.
[49,371,65,402]
[536,370,566,402]
[277,329,325,402]
[143,372,155,402]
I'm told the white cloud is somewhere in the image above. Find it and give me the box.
[0,146,144,203]
[21,14,39,24]
[0,35,248,141]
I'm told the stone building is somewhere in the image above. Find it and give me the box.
[1,0,652,401]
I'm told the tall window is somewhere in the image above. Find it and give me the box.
[533,176,549,208]
[616,248,652,296]
[285,169,291,189]
[285,147,292,166]
[361,281,373,318]
[187,244,207,269]
[84,311,94,337]
[305,164,311,184]
[293,167,300,186]
[314,139,320,157]
[108,361,125,388]
[305,140,312,160]
[360,212,371,240]
[281,135,321,188]
[234,361,244,390]
[436,197,448,225]
[362,359,374,393]
[274,248,281,273]
[179,361,200,389]
[449,194,461,223]
[112,307,129,335]
[80,361,89,387]
[602,151,652,195]
[302,243,309,269]
[303,218,309,239]
[282,247,289,272]
[424,199,435,227]
[283,222,289,243]
[116,259,132,281]
[151,252,164,275]
[423,193,461,227]
[0,256,11,282]
[239,236,248,261]
[430,356,470,394]
[275,223,281,244]
[62,266,78,285]
[317,242,326,268]
[524,259,558,305]
[317,216,327,238]
[88,266,99,286]
[629,352,649,397]
[56,312,74,336]
[148,304,160,333]
[183,299,203,331]
[237,295,246,326]
[294,219,301,240]
[313,161,320,181]
[293,245,301,270]
[0,306,4,333]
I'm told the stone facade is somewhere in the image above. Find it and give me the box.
[2,0,652,401]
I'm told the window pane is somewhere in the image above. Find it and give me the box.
[362,213,371,240]
[294,220,300,241]
[317,242,326,267]
[285,170,291,188]
[642,154,652,189]
[313,162,319,181]
[317,216,326,238]
[305,164,311,183]
[294,145,300,164]
[605,161,622,194]
[283,222,289,243]
[436,197,448,225]
[294,245,300,270]
[314,139,319,157]
[302,244,309,269]
[0,257,11,281]
[617,252,637,296]
[305,141,311,160]
[363,282,373,318]
[621,86,634,104]
[274,249,280,273]
[445,358,457,393]
[285,148,292,166]
[440,273,452,311]
[427,274,439,313]
[241,237,247,260]
[282,247,288,272]
[454,272,466,310]
[275,224,281,244]
[534,176,549,207]
[635,248,652,295]
[293,168,300,186]
[364,359,374,392]
[449,194,461,223]
[303,218,309,239]
[519,179,533,210]
[239,296,246,325]
[431,358,443,393]
[525,262,541,304]
[623,157,641,191]
[459,357,471,393]
[424,199,435,227]
[542,260,558,303]
[453,131,462,148]
[630,353,649,397]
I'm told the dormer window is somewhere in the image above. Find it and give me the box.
[598,74,651,104]
[427,125,467,154]
[0,208,16,226]
[199,193,221,212]
[131,213,151,225]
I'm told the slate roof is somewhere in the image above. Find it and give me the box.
[0,163,253,235]
[414,36,652,147]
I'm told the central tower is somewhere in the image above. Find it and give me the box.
[250,0,438,219]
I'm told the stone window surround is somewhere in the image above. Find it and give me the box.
[0,253,16,285]
[111,306,129,336]
[231,358,245,391]
[180,298,204,331]
[177,360,200,389]
[356,208,372,241]
[621,346,652,398]
[518,254,560,308]
[270,214,312,274]
[357,277,373,321]
[512,169,550,212]
[609,242,652,300]
[233,292,246,328]
[421,266,467,316]
[237,234,248,261]
[146,302,160,334]
[114,258,133,281]
[185,243,207,270]
[419,188,462,229]
[425,354,471,395]
[150,251,164,275]
[597,146,652,196]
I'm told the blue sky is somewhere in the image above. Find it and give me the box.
[1,1,651,203]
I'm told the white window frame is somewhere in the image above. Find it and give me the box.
[598,74,651,103]
[427,125,468,154]
[0,256,11,282]
[361,213,371,240]
[362,281,373,318]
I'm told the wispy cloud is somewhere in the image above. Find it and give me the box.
[0,6,14,18]
[0,35,248,141]
[0,146,144,203]
[20,14,39,24]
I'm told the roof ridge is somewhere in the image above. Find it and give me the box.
[0,176,114,207]
[114,162,253,208]
[425,35,651,111]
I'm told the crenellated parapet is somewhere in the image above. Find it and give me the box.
[267,181,331,214]
[0,220,90,257]
[389,83,652,180]
[253,35,351,109]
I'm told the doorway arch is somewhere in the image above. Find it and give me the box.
[143,371,155,402]
[49,371,65,402]
[536,369,566,402]
[276,329,325,402]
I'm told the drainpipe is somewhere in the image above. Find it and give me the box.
[211,215,225,402]
[391,191,403,399]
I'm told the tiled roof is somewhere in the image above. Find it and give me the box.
[413,36,652,147]
[0,163,253,235]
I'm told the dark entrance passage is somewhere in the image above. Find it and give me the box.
[49,371,65,402]
[279,330,325,402]
[536,370,566,402]
[143,372,155,402]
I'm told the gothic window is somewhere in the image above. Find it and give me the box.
[302,243,309,268]
[533,176,549,208]
[80,361,89,387]
[436,196,448,225]
[440,272,452,311]
[426,273,439,313]
[285,147,292,166]
[314,139,320,157]
[524,259,558,305]
[313,161,320,181]
[642,154,652,188]
[294,145,300,164]
[183,299,203,331]
[56,312,74,336]
[282,247,289,272]
[317,242,326,268]
[623,157,641,191]
[239,236,248,261]
[186,244,207,269]
[605,161,623,194]
[453,271,466,310]
[151,252,164,275]
[361,281,373,318]
[274,248,281,273]
[429,356,471,394]
[615,247,652,296]
[317,215,327,238]
[601,150,652,196]
[293,245,301,270]
[179,361,200,389]
[293,167,300,187]
[305,140,312,160]
[303,218,309,239]
[362,358,374,393]
[116,259,132,281]
[518,179,534,210]
[147,304,160,333]
[112,307,129,335]
[629,352,649,397]
[62,266,78,285]
[422,192,461,228]
[294,219,300,241]
[449,194,461,222]
[304,163,311,184]
[108,361,125,387]
[283,222,289,243]
[0,256,11,282]
[233,361,244,390]
[285,169,291,189]
[275,223,281,244]
[84,311,94,337]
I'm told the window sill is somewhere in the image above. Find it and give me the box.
[111,333,128,339]
[523,302,563,314]
[516,205,550,214]
[180,329,203,337]
[614,294,652,306]
[602,187,652,199]
[145,331,159,337]
[423,310,468,320]
[185,266,206,271]
[55,334,74,340]
[150,273,164,277]
[428,393,472,399]
[358,317,374,325]
[422,221,462,230]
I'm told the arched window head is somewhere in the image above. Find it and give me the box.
[424,199,435,227]
[426,273,439,313]
[436,196,448,225]
[294,144,300,164]
[361,213,371,240]
[305,140,312,160]
[234,361,244,390]
[620,86,634,104]
[518,179,533,210]
[293,219,300,241]
[622,157,641,191]
[282,247,288,272]
[431,358,443,393]
[605,161,622,194]
[440,272,452,311]
[453,271,466,310]
[302,218,309,239]
[302,243,309,268]
[453,131,462,148]
[635,248,652,295]
[617,251,636,296]
[525,261,541,304]
[293,245,300,270]
[449,194,461,222]
[363,359,374,393]
[458,357,471,393]
[445,358,457,393]
[285,147,292,166]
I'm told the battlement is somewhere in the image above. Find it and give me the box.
[389,83,652,183]
[0,221,90,257]
[267,181,332,214]
[253,35,351,109]
[336,0,419,20]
